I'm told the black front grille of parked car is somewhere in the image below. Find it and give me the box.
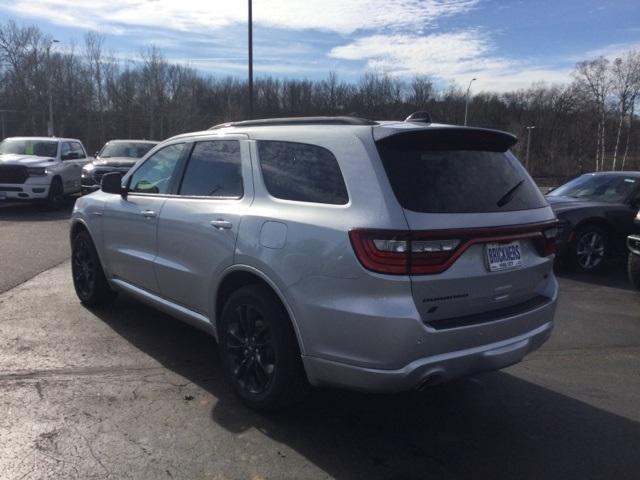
[0,165,29,184]
[92,166,130,186]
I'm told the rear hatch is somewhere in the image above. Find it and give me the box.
[374,126,556,329]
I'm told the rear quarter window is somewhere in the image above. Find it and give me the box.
[257,140,348,205]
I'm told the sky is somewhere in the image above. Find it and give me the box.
[1,0,639,92]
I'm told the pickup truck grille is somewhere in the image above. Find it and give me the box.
[92,166,131,185]
[0,165,28,184]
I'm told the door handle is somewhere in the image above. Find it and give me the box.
[210,219,232,230]
[141,210,157,218]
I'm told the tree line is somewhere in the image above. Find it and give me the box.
[1,19,639,178]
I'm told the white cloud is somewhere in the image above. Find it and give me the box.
[329,31,574,91]
[577,42,640,61]
[2,0,479,35]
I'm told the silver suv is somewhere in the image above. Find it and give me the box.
[70,116,559,410]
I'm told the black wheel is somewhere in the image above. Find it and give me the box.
[46,177,65,210]
[71,231,117,306]
[219,284,309,411]
[628,253,640,290]
[570,225,608,273]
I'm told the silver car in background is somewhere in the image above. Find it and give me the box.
[70,115,559,410]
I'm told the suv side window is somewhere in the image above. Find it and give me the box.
[129,143,186,195]
[179,140,243,198]
[61,142,72,160]
[71,142,86,158]
[257,140,348,205]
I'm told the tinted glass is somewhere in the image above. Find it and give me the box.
[61,142,73,159]
[100,141,157,158]
[71,142,85,157]
[377,144,546,213]
[0,139,58,157]
[179,141,243,197]
[257,141,348,205]
[129,143,185,194]
[548,174,638,203]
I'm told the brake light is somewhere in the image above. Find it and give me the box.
[350,221,558,275]
[349,230,409,274]
[349,230,461,275]
[542,226,558,256]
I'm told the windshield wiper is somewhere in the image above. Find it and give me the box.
[496,179,525,208]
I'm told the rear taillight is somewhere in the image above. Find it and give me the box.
[349,230,410,274]
[349,230,461,275]
[350,221,558,275]
[542,226,558,256]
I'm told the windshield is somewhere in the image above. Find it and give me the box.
[548,174,638,203]
[99,142,156,159]
[0,139,58,157]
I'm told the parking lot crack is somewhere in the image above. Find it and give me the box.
[0,365,167,382]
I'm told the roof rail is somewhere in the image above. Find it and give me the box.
[209,116,378,130]
[405,111,432,124]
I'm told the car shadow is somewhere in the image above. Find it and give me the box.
[89,296,640,480]
[556,258,635,291]
[0,197,76,221]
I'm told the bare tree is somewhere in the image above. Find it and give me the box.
[574,57,611,171]
[610,51,640,169]
[1,19,639,177]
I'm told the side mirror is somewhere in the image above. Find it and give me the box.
[94,151,100,157]
[101,172,126,196]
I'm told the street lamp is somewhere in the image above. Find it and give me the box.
[464,77,476,126]
[525,125,536,171]
[47,39,60,136]
[248,0,253,119]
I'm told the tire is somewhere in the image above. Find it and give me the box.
[218,284,309,411]
[46,177,65,210]
[71,230,117,306]
[628,253,640,291]
[570,225,608,273]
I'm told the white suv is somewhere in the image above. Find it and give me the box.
[70,116,558,410]
[0,136,91,208]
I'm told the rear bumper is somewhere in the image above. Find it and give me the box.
[301,296,556,392]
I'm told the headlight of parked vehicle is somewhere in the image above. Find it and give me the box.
[81,164,95,176]
[27,167,48,176]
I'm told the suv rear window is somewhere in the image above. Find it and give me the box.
[376,131,546,213]
[257,140,348,205]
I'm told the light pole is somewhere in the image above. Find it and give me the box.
[248,0,253,119]
[463,77,476,126]
[46,39,60,136]
[525,125,535,171]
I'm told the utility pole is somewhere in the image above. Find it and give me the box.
[464,77,476,126]
[248,0,254,119]
[525,125,535,171]
[46,39,60,136]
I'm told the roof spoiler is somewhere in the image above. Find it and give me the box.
[376,127,518,152]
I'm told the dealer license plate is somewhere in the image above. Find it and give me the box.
[485,241,523,272]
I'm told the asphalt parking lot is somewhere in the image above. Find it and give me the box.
[1,200,640,480]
